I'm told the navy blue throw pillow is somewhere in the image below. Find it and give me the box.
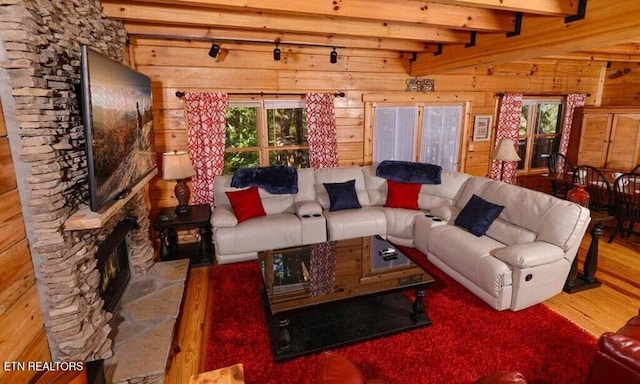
[454,194,504,237]
[323,180,362,212]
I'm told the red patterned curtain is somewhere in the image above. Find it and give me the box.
[309,242,337,297]
[183,92,228,206]
[490,93,523,184]
[558,93,587,157]
[306,93,338,169]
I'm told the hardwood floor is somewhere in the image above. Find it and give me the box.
[164,228,640,383]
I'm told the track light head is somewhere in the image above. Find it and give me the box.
[209,42,220,58]
[273,45,281,61]
[330,48,338,64]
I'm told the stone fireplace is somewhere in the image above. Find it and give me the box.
[97,219,135,313]
[0,0,162,367]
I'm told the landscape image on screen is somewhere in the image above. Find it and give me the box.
[83,47,157,211]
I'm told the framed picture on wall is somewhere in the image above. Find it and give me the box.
[473,115,492,141]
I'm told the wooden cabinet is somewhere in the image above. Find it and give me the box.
[567,107,640,170]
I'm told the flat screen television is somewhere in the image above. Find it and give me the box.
[80,45,157,212]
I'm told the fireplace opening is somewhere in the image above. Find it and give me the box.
[97,218,137,312]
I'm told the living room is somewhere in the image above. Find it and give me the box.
[1,0,640,383]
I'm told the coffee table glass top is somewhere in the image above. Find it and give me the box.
[258,236,434,314]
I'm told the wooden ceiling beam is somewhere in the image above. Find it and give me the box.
[410,0,640,75]
[123,23,433,52]
[424,0,578,16]
[122,0,515,32]
[101,2,471,43]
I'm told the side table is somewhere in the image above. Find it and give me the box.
[153,204,213,267]
[563,211,613,293]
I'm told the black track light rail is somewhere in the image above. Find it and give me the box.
[175,91,346,98]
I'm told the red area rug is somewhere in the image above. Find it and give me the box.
[205,247,597,383]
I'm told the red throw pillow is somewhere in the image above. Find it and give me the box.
[384,179,421,210]
[225,186,266,223]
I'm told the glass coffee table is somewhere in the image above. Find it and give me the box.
[258,236,434,361]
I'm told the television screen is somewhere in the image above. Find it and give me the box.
[80,45,157,212]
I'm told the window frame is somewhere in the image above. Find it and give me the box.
[370,102,465,171]
[224,98,309,174]
[518,97,566,173]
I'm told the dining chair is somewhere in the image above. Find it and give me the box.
[547,153,575,198]
[608,172,640,242]
[572,165,613,213]
[632,164,640,174]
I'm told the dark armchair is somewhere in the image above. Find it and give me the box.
[608,172,640,242]
[572,165,613,213]
[586,309,640,384]
[547,152,575,198]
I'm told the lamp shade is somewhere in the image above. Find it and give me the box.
[492,139,521,162]
[162,151,196,180]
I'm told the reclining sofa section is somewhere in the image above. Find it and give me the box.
[211,165,591,311]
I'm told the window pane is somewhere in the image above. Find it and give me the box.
[516,139,526,170]
[532,136,561,168]
[226,107,258,148]
[269,149,310,168]
[420,106,462,171]
[267,108,307,147]
[373,107,416,163]
[519,104,530,137]
[536,103,563,134]
[223,152,259,175]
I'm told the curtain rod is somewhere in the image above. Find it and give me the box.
[175,91,345,98]
[495,92,591,97]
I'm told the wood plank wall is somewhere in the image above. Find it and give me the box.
[0,100,50,383]
[602,61,640,105]
[128,38,606,212]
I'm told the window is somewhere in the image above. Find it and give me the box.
[373,104,463,171]
[224,100,309,175]
[517,98,565,172]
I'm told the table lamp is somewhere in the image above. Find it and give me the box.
[492,139,521,181]
[162,151,196,215]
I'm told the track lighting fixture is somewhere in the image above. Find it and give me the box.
[330,47,338,64]
[208,42,220,58]
[273,44,281,61]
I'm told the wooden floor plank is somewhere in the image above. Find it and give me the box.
[165,228,640,383]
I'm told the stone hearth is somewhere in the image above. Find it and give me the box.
[104,259,189,384]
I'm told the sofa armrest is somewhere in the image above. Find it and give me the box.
[490,241,565,268]
[295,200,323,217]
[211,205,238,228]
[598,332,640,373]
[430,205,460,222]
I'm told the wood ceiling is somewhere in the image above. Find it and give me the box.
[102,0,640,75]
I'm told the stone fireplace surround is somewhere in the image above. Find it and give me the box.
[0,0,166,370]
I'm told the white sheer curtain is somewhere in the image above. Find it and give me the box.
[420,106,462,171]
[373,107,417,164]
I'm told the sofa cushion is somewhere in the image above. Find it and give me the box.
[382,207,424,241]
[211,206,238,227]
[418,171,471,210]
[485,218,537,246]
[385,180,421,209]
[315,166,370,210]
[455,194,504,237]
[324,206,386,241]
[427,225,511,294]
[324,180,362,211]
[225,186,266,223]
[213,213,302,255]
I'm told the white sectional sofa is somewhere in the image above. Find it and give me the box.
[210,164,591,311]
